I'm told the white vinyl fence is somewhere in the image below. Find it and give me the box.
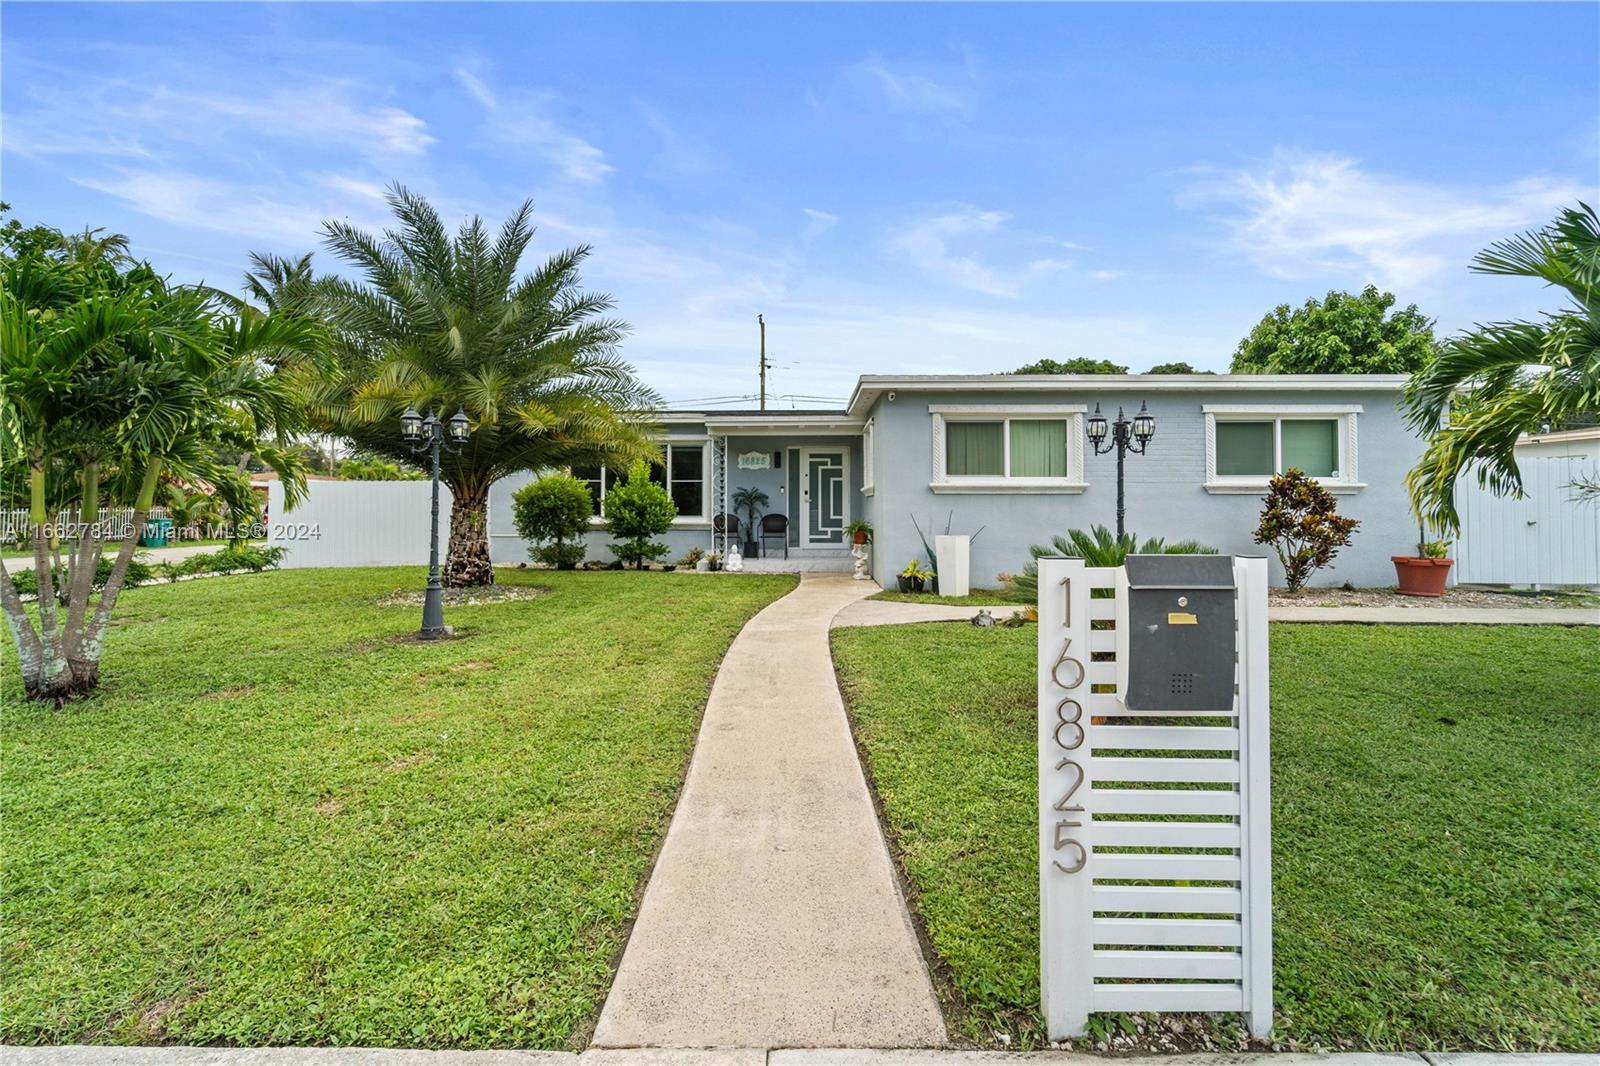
[1456,454,1599,586]
[1037,556,1272,1039]
[1,507,169,545]
[267,480,448,568]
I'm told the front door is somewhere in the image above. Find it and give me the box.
[801,448,848,545]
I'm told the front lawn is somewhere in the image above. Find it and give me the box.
[1,567,796,1048]
[832,623,1600,1052]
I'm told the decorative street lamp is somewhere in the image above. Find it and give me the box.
[401,404,472,638]
[1086,400,1156,539]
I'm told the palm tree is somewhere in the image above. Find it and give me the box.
[162,483,221,537]
[731,486,769,546]
[298,186,660,586]
[0,230,318,701]
[1405,203,1600,529]
[1008,525,1216,599]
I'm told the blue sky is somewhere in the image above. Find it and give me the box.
[3,2,1596,405]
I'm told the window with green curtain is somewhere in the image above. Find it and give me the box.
[947,421,1004,476]
[1216,421,1274,476]
[1281,419,1338,477]
[1009,419,1067,477]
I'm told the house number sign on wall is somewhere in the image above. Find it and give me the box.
[736,451,771,470]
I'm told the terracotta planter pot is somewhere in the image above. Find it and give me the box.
[852,531,869,545]
[1393,556,1452,597]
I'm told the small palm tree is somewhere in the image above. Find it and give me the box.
[731,486,769,540]
[162,484,221,537]
[1008,525,1215,598]
[293,186,661,586]
[1,230,317,701]
[1405,203,1600,529]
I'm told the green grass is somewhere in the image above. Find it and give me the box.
[832,623,1600,1051]
[1,567,796,1048]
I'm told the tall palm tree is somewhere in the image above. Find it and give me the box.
[300,186,660,586]
[1405,203,1600,529]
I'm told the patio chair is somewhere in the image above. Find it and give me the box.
[759,513,788,559]
[712,512,740,553]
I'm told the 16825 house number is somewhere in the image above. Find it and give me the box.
[1051,632,1087,875]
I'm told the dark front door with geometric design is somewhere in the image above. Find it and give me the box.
[803,449,846,545]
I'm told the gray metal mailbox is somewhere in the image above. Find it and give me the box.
[1114,555,1237,711]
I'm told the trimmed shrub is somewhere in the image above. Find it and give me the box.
[605,460,675,570]
[8,555,156,599]
[511,474,593,570]
[1253,469,1359,592]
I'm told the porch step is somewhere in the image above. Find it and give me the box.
[738,548,859,573]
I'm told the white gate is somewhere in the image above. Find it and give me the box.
[1456,454,1599,586]
[1037,557,1272,1039]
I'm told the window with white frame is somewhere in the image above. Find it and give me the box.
[573,441,710,520]
[862,419,875,492]
[929,405,1086,492]
[1203,405,1362,492]
[572,464,613,516]
[658,443,706,518]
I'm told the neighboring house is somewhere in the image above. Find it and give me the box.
[490,373,1424,588]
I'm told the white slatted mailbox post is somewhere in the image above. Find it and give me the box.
[1037,555,1272,1039]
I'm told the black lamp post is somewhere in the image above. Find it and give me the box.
[401,404,471,638]
[1086,400,1156,539]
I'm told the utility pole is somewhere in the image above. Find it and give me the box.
[757,314,769,411]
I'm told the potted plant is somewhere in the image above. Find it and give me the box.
[1393,525,1453,597]
[706,551,723,572]
[732,486,768,558]
[897,559,933,593]
[846,519,873,546]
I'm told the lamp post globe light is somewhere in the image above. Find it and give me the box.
[402,405,471,639]
[1085,400,1155,539]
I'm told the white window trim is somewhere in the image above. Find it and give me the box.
[1201,404,1365,494]
[929,404,1087,494]
[583,439,714,527]
[861,418,875,497]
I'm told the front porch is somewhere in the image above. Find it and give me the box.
[737,546,860,573]
[698,411,869,571]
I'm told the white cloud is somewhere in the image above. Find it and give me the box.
[2,77,433,160]
[454,68,611,185]
[802,208,839,239]
[1183,150,1588,288]
[1091,269,1124,282]
[454,67,498,110]
[859,53,972,115]
[72,168,392,246]
[887,205,1016,297]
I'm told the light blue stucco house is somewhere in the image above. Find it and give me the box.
[489,373,1424,589]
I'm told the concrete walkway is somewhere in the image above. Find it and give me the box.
[1270,604,1599,625]
[1,543,219,572]
[832,600,1019,628]
[591,574,946,1049]
[832,600,1600,629]
[6,1046,1594,1065]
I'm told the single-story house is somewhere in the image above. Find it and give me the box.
[488,373,1426,588]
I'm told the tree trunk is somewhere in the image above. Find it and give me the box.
[80,458,162,688]
[443,483,493,588]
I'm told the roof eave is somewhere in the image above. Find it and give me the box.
[845,373,1412,416]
